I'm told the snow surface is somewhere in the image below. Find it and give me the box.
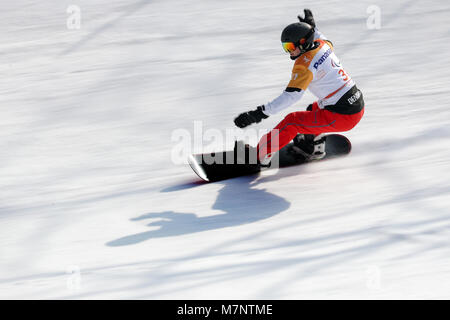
[1,0,450,299]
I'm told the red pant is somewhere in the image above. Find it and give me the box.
[257,102,364,160]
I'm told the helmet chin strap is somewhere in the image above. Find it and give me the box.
[289,41,319,60]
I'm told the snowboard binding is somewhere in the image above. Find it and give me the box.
[289,134,327,160]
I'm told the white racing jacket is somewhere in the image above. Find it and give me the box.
[263,30,355,115]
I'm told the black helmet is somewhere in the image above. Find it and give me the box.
[281,22,315,54]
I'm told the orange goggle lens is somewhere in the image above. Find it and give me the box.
[282,42,297,53]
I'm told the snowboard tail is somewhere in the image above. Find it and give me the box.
[188,134,351,182]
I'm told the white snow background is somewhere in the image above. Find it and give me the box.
[1,0,450,299]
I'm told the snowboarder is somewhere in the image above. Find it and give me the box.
[234,9,365,166]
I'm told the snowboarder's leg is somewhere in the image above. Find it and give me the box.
[291,102,327,160]
[257,107,333,162]
[257,105,364,162]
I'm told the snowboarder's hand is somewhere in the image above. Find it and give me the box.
[234,106,268,128]
[298,9,316,29]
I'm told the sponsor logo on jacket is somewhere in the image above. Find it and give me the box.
[314,48,332,69]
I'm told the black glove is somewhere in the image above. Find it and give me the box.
[298,9,316,29]
[234,105,269,128]
[306,104,313,111]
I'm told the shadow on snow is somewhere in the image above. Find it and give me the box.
[106,174,291,246]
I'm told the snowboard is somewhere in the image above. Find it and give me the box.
[188,134,351,182]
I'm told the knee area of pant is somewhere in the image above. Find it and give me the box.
[284,112,297,122]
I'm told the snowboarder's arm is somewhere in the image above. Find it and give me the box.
[263,90,304,115]
[314,29,328,42]
[298,9,333,48]
[263,65,313,115]
[314,29,333,48]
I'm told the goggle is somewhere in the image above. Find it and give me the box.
[282,42,297,53]
[281,28,315,53]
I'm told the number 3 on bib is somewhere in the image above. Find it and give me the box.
[338,69,349,81]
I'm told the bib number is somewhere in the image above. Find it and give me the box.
[338,69,349,81]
